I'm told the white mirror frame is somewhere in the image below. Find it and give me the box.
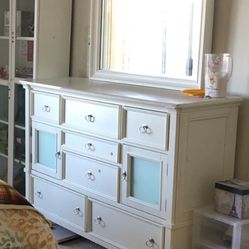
[89,0,214,90]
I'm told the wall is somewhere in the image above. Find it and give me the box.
[213,0,249,180]
[71,0,249,180]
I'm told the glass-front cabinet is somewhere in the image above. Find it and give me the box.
[0,0,34,194]
[32,122,62,179]
[0,0,71,195]
[121,145,168,218]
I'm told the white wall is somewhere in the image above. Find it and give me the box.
[213,0,249,180]
[71,0,249,180]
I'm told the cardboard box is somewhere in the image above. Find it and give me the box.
[215,179,249,219]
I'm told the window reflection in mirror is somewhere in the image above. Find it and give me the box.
[91,0,214,89]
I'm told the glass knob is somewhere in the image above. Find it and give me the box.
[73,207,81,215]
[139,124,152,134]
[55,151,61,159]
[85,114,95,122]
[42,105,51,112]
[36,191,43,199]
[145,238,155,248]
[85,143,95,151]
[86,170,95,180]
[122,171,127,181]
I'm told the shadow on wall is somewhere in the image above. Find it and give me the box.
[212,0,233,52]
[235,99,249,180]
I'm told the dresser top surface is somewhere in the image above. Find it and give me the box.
[21,77,242,109]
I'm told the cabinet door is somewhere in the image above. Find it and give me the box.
[0,84,9,181]
[13,83,25,194]
[121,145,168,218]
[15,0,34,78]
[0,0,10,80]
[32,122,62,179]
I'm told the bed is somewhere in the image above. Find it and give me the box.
[0,179,58,249]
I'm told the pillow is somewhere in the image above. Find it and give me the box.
[0,179,31,206]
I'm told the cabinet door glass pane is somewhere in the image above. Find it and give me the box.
[15,84,25,126]
[14,127,25,162]
[0,156,8,181]
[0,123,8,156]
[15,40,33,78]
[0,39,9,80]
[0,0,9,37]
[130,157,160,205]
[0,85,8,121]
[38,131,57,169]
[16,0,34,38]
[13,162,25,195]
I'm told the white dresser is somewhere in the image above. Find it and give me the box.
[21,78,241,249]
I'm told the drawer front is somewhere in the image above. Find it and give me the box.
[64,132,119,163]
[64,98,121,139]
[91,201,164,249]
[33,92,60,123]
[125,107,169,150]
[33,177,85,230]
[65,153,119,201]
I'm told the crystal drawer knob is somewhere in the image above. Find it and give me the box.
[36,191,43,199]
[145,238,155,247]
[85,114,95,122]
[86,170,95,180]
[42,105,51,112]
[73,207,82,216]
[94,216,105,227]
[85,143,95,151]
[139,124,152,134]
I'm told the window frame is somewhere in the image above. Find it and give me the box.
[89,0,214,90]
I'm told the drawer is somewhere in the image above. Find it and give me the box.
[33,177,85,232]
[64,98,121,139]
[64,152,119,201]
[64,132,120,163]
[91,201,164,249]
[33,91,60,123]
[125,107,169,150]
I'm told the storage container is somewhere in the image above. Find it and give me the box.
[214,179,249,219]
[192,206,249,249]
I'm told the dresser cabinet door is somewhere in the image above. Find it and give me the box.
[121,145,168,218]
[91,201,164,249]
[32,122,62,179]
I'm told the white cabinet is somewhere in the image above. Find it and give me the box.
[0,0,71,195]
[21,78,241,249]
